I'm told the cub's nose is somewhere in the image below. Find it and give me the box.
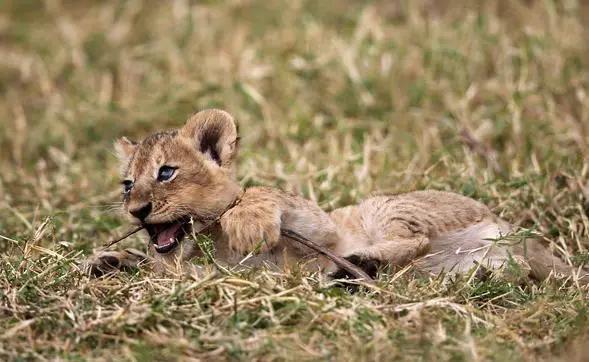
[129,202,152,221]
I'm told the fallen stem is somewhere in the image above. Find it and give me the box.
[102,223,376,285]
[281,228,375,284]
[102,226,144,249]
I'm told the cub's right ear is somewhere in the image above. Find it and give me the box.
[114,137,137,163]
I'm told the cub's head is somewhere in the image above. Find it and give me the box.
[115,109,241,256]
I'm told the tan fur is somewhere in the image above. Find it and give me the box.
[87,109,588,285]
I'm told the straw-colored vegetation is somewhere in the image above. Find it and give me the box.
[1,0,589,360]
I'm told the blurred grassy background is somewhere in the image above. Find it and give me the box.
[1,0,589,360]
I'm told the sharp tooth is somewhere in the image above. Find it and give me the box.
[169,237,174,243]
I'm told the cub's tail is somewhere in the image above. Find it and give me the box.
[523,241,589,286]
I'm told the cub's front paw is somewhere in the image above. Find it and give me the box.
[221,210,282,255]
[329,254,381,280]
[84,248,148,277]
[328,254,381,292]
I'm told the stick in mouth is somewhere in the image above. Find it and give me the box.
[103,223,375,284]
[103,226,144,249]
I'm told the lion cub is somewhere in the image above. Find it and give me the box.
[88,109,587,284]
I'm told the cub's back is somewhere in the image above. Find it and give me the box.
[359,190,495,239]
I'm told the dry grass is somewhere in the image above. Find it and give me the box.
[1,0,589,360]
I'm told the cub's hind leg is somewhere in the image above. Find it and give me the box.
[331,236,430,279]
[329,198,432,279]
[84,248,148,277]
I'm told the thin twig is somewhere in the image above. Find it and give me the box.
[102,226,144,249]
[102,223,375,285]
[281,228,375,284]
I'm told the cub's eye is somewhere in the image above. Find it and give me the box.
[157,165,177,182]
[121,180,133,193]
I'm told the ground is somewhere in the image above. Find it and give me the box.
[1,0,589,360]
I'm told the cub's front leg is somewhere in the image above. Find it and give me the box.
[220,189,283,254]
[219,187,341,266]
[84,248,149,277]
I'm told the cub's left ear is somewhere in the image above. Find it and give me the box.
[114,136,138,163]
[180,109,239,168]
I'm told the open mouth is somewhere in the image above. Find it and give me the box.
[144,217,192,254]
